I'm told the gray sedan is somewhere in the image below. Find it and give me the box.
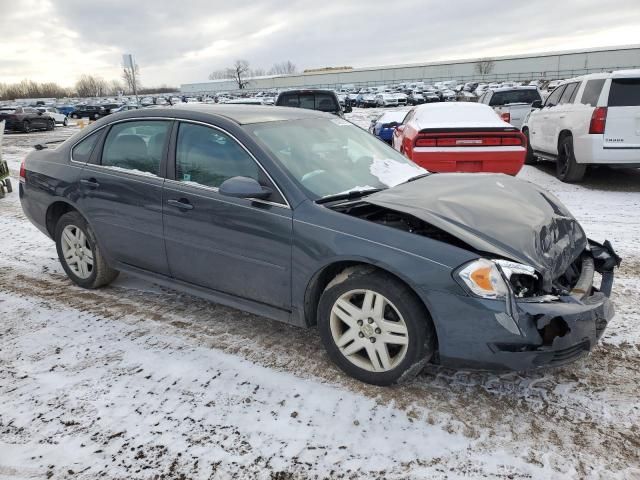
[19,105,619,385]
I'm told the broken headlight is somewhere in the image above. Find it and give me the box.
[457,259,538,299]
[457,259,510,299]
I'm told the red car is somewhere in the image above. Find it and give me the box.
[392,102,526,175]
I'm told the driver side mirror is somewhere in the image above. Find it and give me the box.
[219,176,272,200]
[531,100,543,109]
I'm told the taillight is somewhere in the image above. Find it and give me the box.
[415,138,437,147]
[19,158,26,184]
[500,112,511,123]
[415,132,524,148]
[589,107,607,134]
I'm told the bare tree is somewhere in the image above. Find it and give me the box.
[228,59,251,89]
[108,79,124,96]
[269,61,297,75]
[122,63,141,95]
[475,59,495,79]
[251,67,266,77]
[75,75,108,97]
[208,70,229,80]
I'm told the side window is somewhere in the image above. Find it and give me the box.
[580,79,606,106]
[402,110,415,124]
[175,122,260,189]
[71,132,100,163]
[569,82,581,103]
[544,85,565,108]
[102,120,171,176]
[559,83,578,104]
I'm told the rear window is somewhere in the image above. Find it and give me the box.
[608,78,640,107]
[489,89,541,106]
[580,79,605,106]
[0,108,17,114]
[277,92,339,112]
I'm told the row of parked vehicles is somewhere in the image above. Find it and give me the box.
[366,69,640,182]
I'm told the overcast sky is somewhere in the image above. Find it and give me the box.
[2,0,640,88]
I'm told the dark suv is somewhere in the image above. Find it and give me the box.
[71,105,110,120]
[0,106,55,132]
[275,89,351,116]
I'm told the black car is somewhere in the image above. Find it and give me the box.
[0,106,55,132]
[19,105,619,386]
[71,105,108,120]
[275,89,351,116]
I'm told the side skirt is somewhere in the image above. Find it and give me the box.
[114,262,301,327]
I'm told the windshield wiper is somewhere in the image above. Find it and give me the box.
[316,188,384,204]
[402,173,431,184]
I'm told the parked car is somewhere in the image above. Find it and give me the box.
[368,110,410,144]
[19,105,620,385]
[275,89,351,115]
[522,69,640,182]
[36,106,69,126]
[71,105,107,120]
[0,106,55,132]
[394,92,408,106]
[375,93,399,107]
[392,102,526,175]
[407,91,425,105]
[546,80,562,92]
[110,105,141,114]
[56,105,76,116]
[478,86,542,129]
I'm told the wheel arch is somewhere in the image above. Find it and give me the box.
[45,200,78,238]
[303,259,437,334]
[557,129,573,149]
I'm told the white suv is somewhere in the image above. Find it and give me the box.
[522,69,640,182]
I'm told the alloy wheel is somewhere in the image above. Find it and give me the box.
[60,225,94,279]
[329,289,409,372]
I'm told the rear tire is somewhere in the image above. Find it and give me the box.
[523,128,537,165]
[63,117,68,126]
[47,119,55,131]
[55,211,119,289]
[22,121,31,133]
[318,267,436,386]
[4,178,12,193]
[556,135,586,182]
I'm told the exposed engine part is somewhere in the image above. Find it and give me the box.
[333,202,473,250]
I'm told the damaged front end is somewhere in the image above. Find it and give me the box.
[329,173,621,370]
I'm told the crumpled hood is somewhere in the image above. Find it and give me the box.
[366,173,587,289]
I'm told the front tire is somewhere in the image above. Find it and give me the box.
[47,119,55,130]
[318,268,436,386]
[55,211,119,289]
[22,121,31,133]
[63,117,68,126]
[4,178,12,193]
[557,135,586,182]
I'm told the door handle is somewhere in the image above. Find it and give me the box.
[167,198,194,210]
[80,178,100,188]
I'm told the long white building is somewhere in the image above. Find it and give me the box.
[180,44,640,94]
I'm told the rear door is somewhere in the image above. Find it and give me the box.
[76,119,173,275]
[604,77,640,149]
[538,85,566,153]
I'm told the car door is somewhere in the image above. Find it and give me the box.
[550,82,581,154]
[75,119,173,275]
[537,84,566,152]
[162,120,293,309]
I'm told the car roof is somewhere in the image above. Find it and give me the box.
[490,86,539,93]
[112,104,333,125]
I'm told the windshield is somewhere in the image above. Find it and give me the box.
[249,118,427,199]
[277,92,339,112]
[490,89,541,106]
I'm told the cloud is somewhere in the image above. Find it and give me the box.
[1,0,639,88]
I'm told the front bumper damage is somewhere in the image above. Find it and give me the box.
[426,240,621,371]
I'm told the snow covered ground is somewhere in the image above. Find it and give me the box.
[0,114,639,479]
